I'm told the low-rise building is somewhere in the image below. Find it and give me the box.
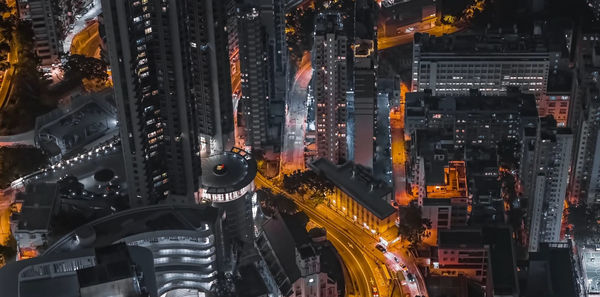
[310,158,397,239]
[10,183,59,259]
[434,227,520,297]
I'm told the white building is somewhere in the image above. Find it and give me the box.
[528,117,573,252]
[412,32,556,97]
[312,12,348,164]
[291,245,338,297]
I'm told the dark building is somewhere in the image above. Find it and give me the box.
[102,0,233,206]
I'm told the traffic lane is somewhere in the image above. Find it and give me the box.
[254,176,375,297]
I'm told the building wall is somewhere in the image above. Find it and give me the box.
[102,0,233,205]
[21,0,60,68]
[291,273,338,297]
[435,247,488,283]
[312,13,348,164]
[329,187,396,237]
[528,127,573,252]
[352,40,377,168]
[238,7,269,149]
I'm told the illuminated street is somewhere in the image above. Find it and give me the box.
[280,52,312,174]
[70,21,101,59]
[391,83,411,206]
[378,21,462,50]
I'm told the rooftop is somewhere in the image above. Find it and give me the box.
[438,228,484,249]
[414,31,549,55]
[16,183,59,231]
[200,147,257,194]
[483,226,519,296]
[45,204,219,254]
[309,158,395,220]
[527,242,578,297]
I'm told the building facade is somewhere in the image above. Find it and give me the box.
[18,0,61,68]
[310,158,397,239]
[312,12,348,164]
[102,0,233,206]
[411,32,555,97]
[238,7,270,150]
[528,118,573,252]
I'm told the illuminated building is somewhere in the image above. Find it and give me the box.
[17,0,60,68]
[527,117,573,252]
[408,129,467,204]
[569,28,600,205]
[196,147,259,245]
[405,90,539,149]
[412,31,556,97]
[238,7,270,150]
[351,0,378,168]
[352,40,377,168]
[292,245,338,297]
[434,227,519,297]
[0,243,157,297]
[312,12,348,164]
[102,0,233,206]
[309,158,397,239]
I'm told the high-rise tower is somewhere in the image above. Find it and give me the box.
[102,0,233,206]
[312,12,348,164]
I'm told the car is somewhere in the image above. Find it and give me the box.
[407,273,416,282]
[375,244,386,253]
[400,264,408,271]
[394,256,400,263]
[371,286,379,297]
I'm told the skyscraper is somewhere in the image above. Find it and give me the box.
[352,0,378,168]
[312,12,348,164]
[238,6,270,149]
[102,0,233,206]
[528,117,573,252]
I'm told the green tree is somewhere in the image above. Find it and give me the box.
[398,205,432,247]
[61,54,108,81]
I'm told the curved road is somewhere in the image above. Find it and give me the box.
[280,52,312,175]
[255,173,403,297]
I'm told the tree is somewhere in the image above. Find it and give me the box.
[568,203,600,245]
[398,205,432,248]
[61,54,108,81]
[0,234,17,262]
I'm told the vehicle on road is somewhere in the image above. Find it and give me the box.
[394,256,399,263]
[371,286,379,297]
[407,273,416,282]
[375,244,386,252]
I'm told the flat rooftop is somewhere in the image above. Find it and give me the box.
[16,183,58,231]
[438,228,484,249]
[414,32,549,54]
[200,148,257,194]
[310,158,395,220]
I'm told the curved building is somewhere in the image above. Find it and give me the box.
[196,147,258,244]
[15,204,223,297]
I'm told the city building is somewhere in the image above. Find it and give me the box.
[351,0,378,169]
[0,243,157,297]
[292,245,338,297]
[411,31,557,97]
[102,0,234,206]
[309,158,397,239]
[408,129,467,205]
[10,183,59,260]
[197,147,259,246]
[434,227,520,297]
[528,117,573,252]
[17,0,61,68]
[238,7,270,150]
[568,25,600,205]
[352,40,377,168]
[312,12,348,164]
[405,90,539,148]
[524,241,581,297]
[422,197,469,232]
